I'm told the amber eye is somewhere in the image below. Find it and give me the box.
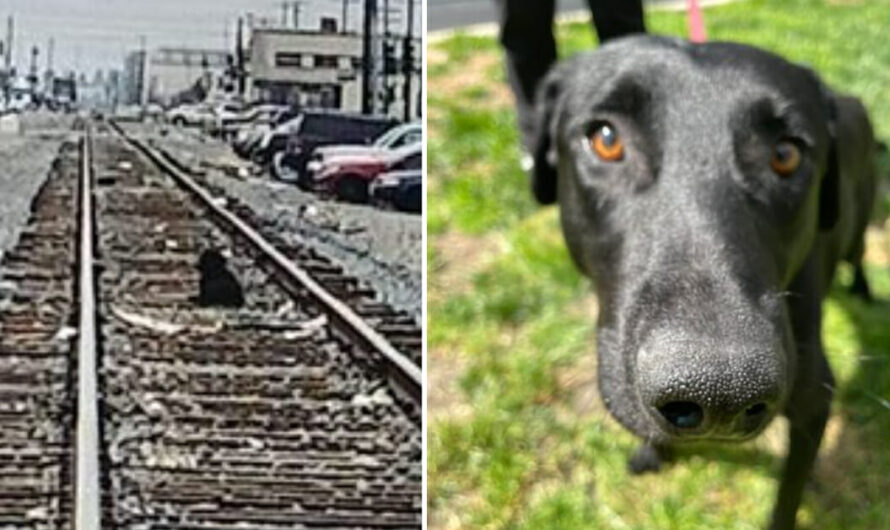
[589,123,625,162]
[770,141,801,177]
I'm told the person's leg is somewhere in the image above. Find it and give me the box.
[587,0,646,43]
[495,0,556,152]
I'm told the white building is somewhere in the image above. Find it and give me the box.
[248,28,363,111]
[247,27,420,120]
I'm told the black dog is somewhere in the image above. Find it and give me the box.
[531,35,876,529]
[196,249,245,308]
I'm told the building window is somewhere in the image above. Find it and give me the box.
[275,52,303,67]
[314,55,339,68]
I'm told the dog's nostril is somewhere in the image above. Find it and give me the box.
[658,401,704,429]
[745,403,767,417]
[739,402,771,434]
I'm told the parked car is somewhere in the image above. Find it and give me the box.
[212,103,283,139]
[258,110,397,177]
[144,103,165,120]
[231,107,300,159]
[212,102,243,127]
[166,103,215,127]
[305,121,422,175]
[314,143,422,203]
[369,169,422,213]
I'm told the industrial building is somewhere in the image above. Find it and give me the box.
[247,27,363,111]
[247,26,420,120]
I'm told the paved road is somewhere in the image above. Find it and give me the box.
[428,0,675,32]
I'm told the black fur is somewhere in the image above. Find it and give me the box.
[196,249,244,308]
[532,35,877,529]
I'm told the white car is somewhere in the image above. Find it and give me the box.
[216,104,284,139]
[210,102,245,129]
[144,103,165,120]
[166,103,215,127]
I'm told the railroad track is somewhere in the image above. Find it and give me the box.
[0,121,422,529]
[0,138,78,528]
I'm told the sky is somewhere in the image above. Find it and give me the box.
[0,0,421,76]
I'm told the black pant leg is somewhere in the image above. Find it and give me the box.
[495,0,557,151]
[586,0,646,43]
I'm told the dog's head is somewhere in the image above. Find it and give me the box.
[533,36,839,442]
[198,249,229,274]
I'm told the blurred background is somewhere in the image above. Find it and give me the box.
[427,0,890,528]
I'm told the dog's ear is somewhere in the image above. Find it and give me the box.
[818,92,839,232]
[531,64,568,205]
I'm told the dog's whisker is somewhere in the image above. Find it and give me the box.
[862,390,890,412]
[858,355,889,362]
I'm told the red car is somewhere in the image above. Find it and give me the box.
[314,143,422,203]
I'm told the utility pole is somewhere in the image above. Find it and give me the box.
[361,0,377,114]
[5,16,13,72]
[281,2,289,27]
[236,17,246,96]
[293,2,302,29]
[1,16,12,104]
[45,37,55,98]
[402,0,415,121]
[341,0,349,33]
[28,45,38,95]
[47,37,54,73]
[139,35,148,110]
[381,0,390,115]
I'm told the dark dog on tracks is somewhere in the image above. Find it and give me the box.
[531,35,877,529]
[195,249,245,308]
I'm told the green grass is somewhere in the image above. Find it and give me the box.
[428,1,890,528]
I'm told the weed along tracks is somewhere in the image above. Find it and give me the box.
[0,121,422,529]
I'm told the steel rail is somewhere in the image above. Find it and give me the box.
[108,122,422,406]
[75,125,101,529]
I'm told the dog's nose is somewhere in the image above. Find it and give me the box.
[637,335,785,438]
[654,396,774,436]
